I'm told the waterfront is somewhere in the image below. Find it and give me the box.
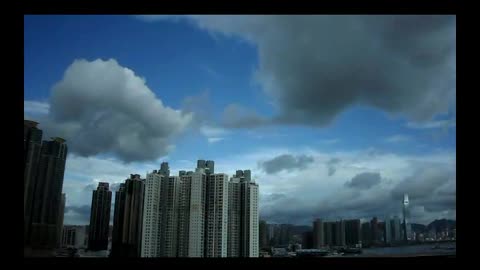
[344,242,456,257]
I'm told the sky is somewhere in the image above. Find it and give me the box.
[24,15,456,226]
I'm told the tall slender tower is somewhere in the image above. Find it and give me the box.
[402,194,410,241]
[177,168,207,257]
[111,175,145,257]
[141,169,164,257]
[111,183,126,257]
[29,137,68,256]
[384,215,392,244]
[228,170,259,257]
[158,175,181,257]
[24,120,43,248]
[88,182,112,251]
[205,173,229,257]
[313,219,324,248]
[57,193,66,248]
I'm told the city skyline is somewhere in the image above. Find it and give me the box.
[24,15,456,227]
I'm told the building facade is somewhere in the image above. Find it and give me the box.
[205,173,229,257]
[344,219,361,246]
[391,216,402,242]
[88,182,112,251]
[227,170,259,257]
[313,219,324,248]
[384,215,392,244]
[141,170,163,257]
[111,175,145,257]
[158,175,181,257]
[61,225,88,249]
[177,169,207,257]
[27,136,68,256]
[259,220,268,249]
[24,120,43,248]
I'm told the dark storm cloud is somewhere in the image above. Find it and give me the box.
[33,59,192,162]
[152,15,455,128]
[326,158,341,176]
[345,172,382,189]
[260,154,314,174]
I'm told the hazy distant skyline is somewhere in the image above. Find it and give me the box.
[24,15,456,225]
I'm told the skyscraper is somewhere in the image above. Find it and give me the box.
[313,219,324,248]
[111,183,126,257]
[323,221,334,247]
[141,169,164,257]
[259,220,268,250]
[361,222,372,247]
[57,193,66,248]
[384,215,392,244]
[335,220,346,246]
[403,194,411,241]
[370,217,380,245]
[24,120,43,248]
[391,216,402,242]
[205,173,229,257]
[159,175,181,257]
[28,137,68,256]
[88,182,112,251]
[177,168,207,257]
[197,159,215,174]
[227,170,259,257]
[111,175,145,257]
[344,219,361,246]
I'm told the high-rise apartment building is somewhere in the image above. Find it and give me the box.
[313,219,324,248]
[57,193,66,248]
[111,175,145,257]
[227,170,259,257]
[177,168,207,257]
[159,175,181,257]
[27,136,68,256]
[384,215,392,244]
[205,173,229,257]
[344,219,361,246]
[141,169,164,257]
[391,216,402,242]
[111,183,126,257]
[24,120,43,247]
[323,221,334,247]
[371,217,380,245]
[361,222,372,247]
[259,220,268,249]
[88,182,112,251]
[335,220,346,246]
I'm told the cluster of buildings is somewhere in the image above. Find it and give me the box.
[24,120,260,258]
[258,194,418,255]
[87,161,260,258]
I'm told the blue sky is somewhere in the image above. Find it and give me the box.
[24,15,456,225]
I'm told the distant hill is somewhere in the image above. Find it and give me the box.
[427,219,456,232]
[410,223,427,233]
